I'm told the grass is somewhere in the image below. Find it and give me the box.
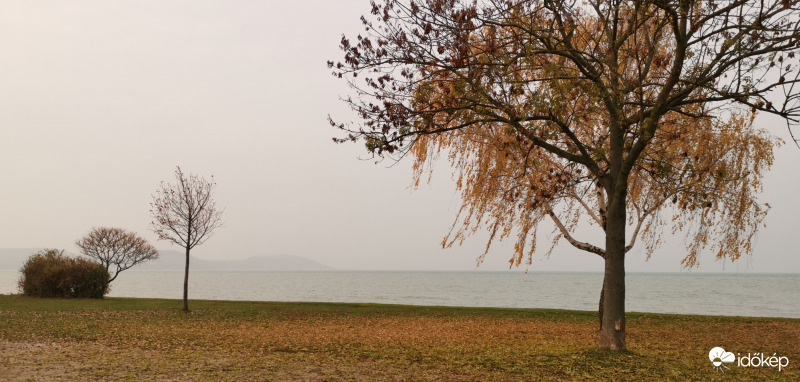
[0,294,798,381]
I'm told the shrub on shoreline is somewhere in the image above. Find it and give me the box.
[18,249,109,299]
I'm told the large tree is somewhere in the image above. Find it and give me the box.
[330,0,800,350]
[75,227,159,290]
[150,167,223,312]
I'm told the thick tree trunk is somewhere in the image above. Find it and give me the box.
[599,191,627,351]
[599,250,626,350]
[182,246,190,312]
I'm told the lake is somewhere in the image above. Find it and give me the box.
[1,270,797,318]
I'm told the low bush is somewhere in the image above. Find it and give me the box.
[18,249,110,299]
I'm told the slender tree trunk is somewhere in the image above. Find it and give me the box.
[183,246,190,312]
[599,191,627,351]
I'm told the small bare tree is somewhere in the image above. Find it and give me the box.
[150,166,223,312]
[75,227,159,289]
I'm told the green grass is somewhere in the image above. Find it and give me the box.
[1,294,797,381]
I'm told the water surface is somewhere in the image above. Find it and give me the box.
[1,270,796,318]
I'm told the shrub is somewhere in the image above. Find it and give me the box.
[18,249,110,299]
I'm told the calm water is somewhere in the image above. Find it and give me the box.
[1,270,797,318]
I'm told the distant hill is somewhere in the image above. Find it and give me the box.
[0,249,333,272]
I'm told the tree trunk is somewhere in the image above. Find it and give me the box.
[182,246,190,312]
[598,283,604,330]
[599,191,627,351]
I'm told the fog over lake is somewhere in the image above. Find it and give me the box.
[0,1,798,274]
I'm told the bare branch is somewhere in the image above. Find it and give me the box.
[75,227,159,284]
[544,202,605,258]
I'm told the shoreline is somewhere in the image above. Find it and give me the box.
[3,293,799,321]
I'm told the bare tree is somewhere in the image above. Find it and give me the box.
[75,227,159,289]
[150,166,223,312]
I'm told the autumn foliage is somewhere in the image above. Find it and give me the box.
[1,297,798,380]
[416,105,778,269]
[331,0,799,350]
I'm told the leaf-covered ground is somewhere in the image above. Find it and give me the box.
[0,295,797,381]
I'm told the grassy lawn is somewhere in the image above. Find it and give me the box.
[0,294,797,381]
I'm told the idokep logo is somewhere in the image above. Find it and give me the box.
[709,347,790,373]
[709,347,735,372]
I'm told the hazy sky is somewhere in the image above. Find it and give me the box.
[1,1,798,272]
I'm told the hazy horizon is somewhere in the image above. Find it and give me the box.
[1,1,798,274]
[2,247,799,274]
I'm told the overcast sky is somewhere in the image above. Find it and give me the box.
[0,1,798,273]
